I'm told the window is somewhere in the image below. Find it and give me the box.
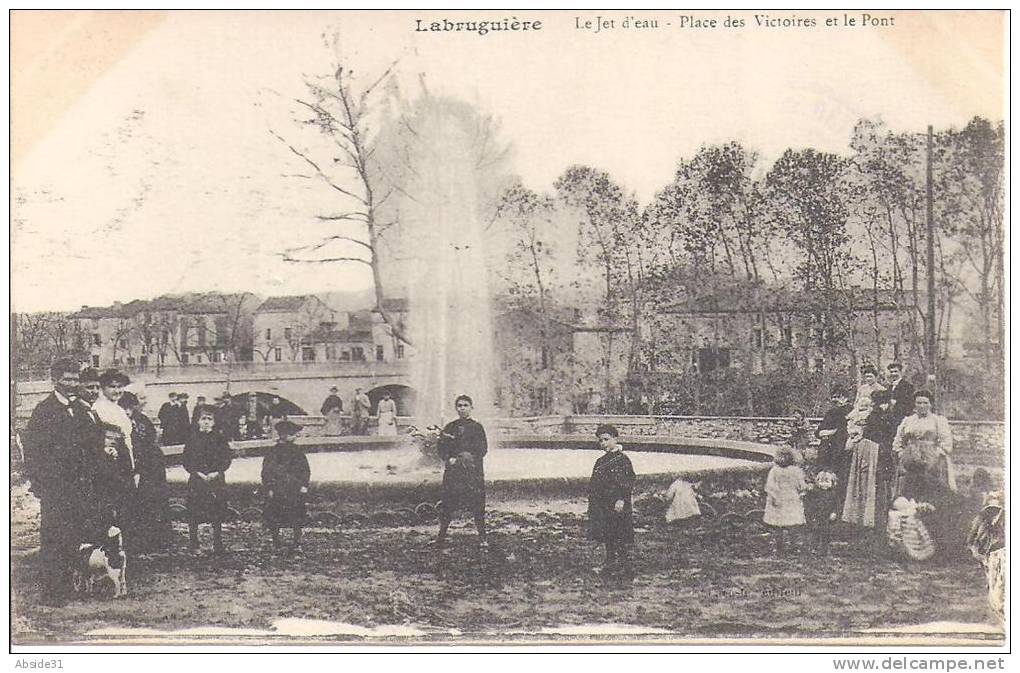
[266,328,272,341]
[284,327,293,341]
[212,352,223,363]
[782,325,793,346]
[91,355,100,367]
[92,333,101,346]
[351,346,365,361]
[698,347,731,373]
[181,353,190,365]
[196,354,203,364]
[139,355,148,367]
[541,346,551,369]
[302,346,316,361]
[127,356,135,365]
[341,350,351,362]
[376,345,385,362]
[140,344,147,355]
[814,357,825,373]
[326,345,337,361]
[274,347,282,362]
[396,344,405,360]
[751,327,763,350]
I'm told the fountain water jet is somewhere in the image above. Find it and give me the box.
[398,98,501,425]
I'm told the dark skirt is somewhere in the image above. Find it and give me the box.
[263,493,307,528]
[441,453,486,514]
[187,474,229,523]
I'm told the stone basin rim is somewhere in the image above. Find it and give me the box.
[160,433,776,465]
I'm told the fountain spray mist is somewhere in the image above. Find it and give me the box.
[400,97,503,425]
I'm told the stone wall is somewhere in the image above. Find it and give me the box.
[523,414,1004,482]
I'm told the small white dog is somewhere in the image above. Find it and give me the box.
[73,526,128,598]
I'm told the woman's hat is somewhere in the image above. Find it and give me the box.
[99,369,130,387]
[275,419,302,436]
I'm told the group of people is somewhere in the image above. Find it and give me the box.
[320,386,398,437]
[763,362,999,566]
[22,360,172,606]
[157,391,271,445]
[21,356,1002,610]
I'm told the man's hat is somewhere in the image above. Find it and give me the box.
[275,419,302,436]
[329,386,338,393]
[178,392,190,399]
[79,367,101,384]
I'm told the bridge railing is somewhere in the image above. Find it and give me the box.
[14,359,410,384]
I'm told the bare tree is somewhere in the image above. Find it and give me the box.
[270,55,410,344]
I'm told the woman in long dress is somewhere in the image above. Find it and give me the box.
[891,390,956,556]
[841,389,898,534]
[376,393,398,437]
[118,390,171,553]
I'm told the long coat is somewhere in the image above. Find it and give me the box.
[22,393,94,596]
[70,399,133,538]
[127,412,171,551]
[182,430,233,523]
[888,379,917,428]
[261,443,311,528]
[587,450,636,544]
[157,402,180,445]
[816,404,851,512]
[437,418,488,514]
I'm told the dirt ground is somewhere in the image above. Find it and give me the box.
[10,479,1001,645]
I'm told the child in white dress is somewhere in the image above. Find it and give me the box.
[886,496,936,561]
[764,446,807,554]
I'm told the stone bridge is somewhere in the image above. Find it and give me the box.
[14,361,416,423]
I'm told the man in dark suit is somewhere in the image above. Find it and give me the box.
[190,395,206,426]
[73,368,110,531]
[886,362,916,429]
[175,392,191,436]
[21,359,88,605]
[157,392,179,445]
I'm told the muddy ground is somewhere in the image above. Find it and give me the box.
[10,478,1001,645]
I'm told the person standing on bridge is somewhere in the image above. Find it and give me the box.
[157,392,183,446]
[320,386,344,436]
[352,388,371,436]
[376,392,398,437]
[433,395,489,548]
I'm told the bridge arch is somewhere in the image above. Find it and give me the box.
[367,384,417,416]
[226,390,307,421]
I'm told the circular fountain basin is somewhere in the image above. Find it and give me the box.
[166,447,756,486]
[162,434,773,503]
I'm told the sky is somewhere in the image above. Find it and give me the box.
[11,10,1006,313]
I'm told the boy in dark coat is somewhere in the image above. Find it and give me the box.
[261,420,311,549]
[434,395,488,547]
[588,424,636,578]
[183,406,233,555]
